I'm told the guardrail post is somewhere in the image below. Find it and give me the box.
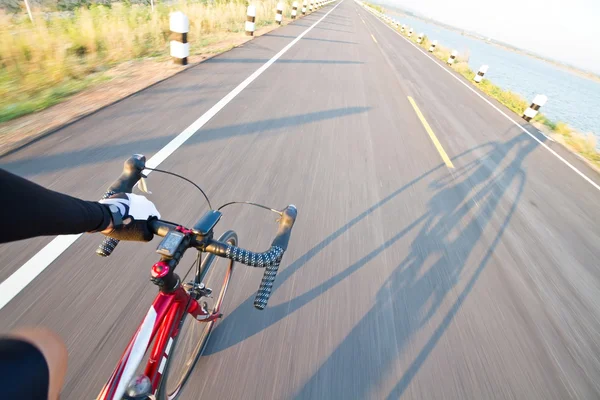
[246,5,256,36]
[170,12,189,66]
[523,95,547,121]
[276,2,283,24]
[474,65,489,83]
[429,40,437,52]
[447,50,457,65]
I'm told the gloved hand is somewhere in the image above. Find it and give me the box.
[99,193,161,241]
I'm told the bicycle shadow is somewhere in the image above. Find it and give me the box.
[204,131,536,356]
[291,132,537,399]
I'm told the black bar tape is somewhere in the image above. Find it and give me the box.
[97,190,119,257]
[218,244,285,309]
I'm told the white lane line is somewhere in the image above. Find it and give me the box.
[358,1,600,192]
[0,0,344,312]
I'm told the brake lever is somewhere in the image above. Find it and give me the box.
[137,176,151,194]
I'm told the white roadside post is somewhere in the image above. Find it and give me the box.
[276,2,283,24]
[309,1,313,12]
[474,65,489,83]
[429,40,437,52]
[417,33,424,43]
[401,24,405,33]
[245,5,256,36]
[302,0,307,14]
[292,1,298,18]
[408,27,413,37]
[24,0,33,22]
[447,50,458,65]
[523,95,548,122]
[170,12,189,66]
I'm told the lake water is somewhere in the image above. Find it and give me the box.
[387,14,600,140]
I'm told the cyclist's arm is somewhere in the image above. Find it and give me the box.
[0,169,112,244]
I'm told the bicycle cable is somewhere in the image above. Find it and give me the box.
[143,168,281,216]
[144,167,213,210]
[217,201,283,216]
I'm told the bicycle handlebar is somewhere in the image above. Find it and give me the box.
[204,205,297,309]
[96,155,146,257]
[96,155,297,310]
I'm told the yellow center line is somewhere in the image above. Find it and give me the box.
[407,96,455,169]
[371,33,377,43]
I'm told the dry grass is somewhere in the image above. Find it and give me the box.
[359,2,600,168]
[0,0,296,122]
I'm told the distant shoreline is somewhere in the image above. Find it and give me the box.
[385,8,600,84]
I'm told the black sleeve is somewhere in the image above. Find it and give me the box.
[0,169,112,244]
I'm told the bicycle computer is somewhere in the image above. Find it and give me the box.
[156,230,185,257]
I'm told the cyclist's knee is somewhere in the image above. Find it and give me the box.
[10,327,68,400]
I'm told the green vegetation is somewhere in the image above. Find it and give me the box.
[0,0,295,123]
[363,2,600,168]
[364,2,384,14]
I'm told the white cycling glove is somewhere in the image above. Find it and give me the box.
[100,193,161,222]
[99,193,160,241]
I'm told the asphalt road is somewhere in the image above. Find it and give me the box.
[2,1,600,398]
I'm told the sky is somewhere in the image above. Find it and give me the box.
[376,0,600,74]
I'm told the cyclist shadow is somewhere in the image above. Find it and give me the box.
[206,130,537,358]
[291,132,537,398]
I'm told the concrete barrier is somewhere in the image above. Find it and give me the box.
[474,65,489,83]
[276,2,283,24]
[523,95,548,121]
[169,12,189,65]
[429,40,437,52]
[447,50,457,65]
[245,5,256,36]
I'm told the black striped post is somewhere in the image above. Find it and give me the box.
[302,0,307,14]
[169,12,189,66]
[474,65,489,83]
[401,24,405,33]
[428,40,437,52]
[276,2,283,24]
[523,95,547,121]
[309,1,313,12]
[292,1,298,18]
[245,5,256,36]
[447,50,458,65]
[417,33,424,43]
[408,27,413,37]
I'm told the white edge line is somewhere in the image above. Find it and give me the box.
[0,1,344,312]
[356,1,600,192]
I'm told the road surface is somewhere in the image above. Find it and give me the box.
[2,1,600,398]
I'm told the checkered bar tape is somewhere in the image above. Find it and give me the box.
[224,244,285,309]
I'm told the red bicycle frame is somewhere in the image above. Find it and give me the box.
[98,282,207,400]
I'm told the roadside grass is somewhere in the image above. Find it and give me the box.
[0,0,297,123]
[373,4,600,168]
